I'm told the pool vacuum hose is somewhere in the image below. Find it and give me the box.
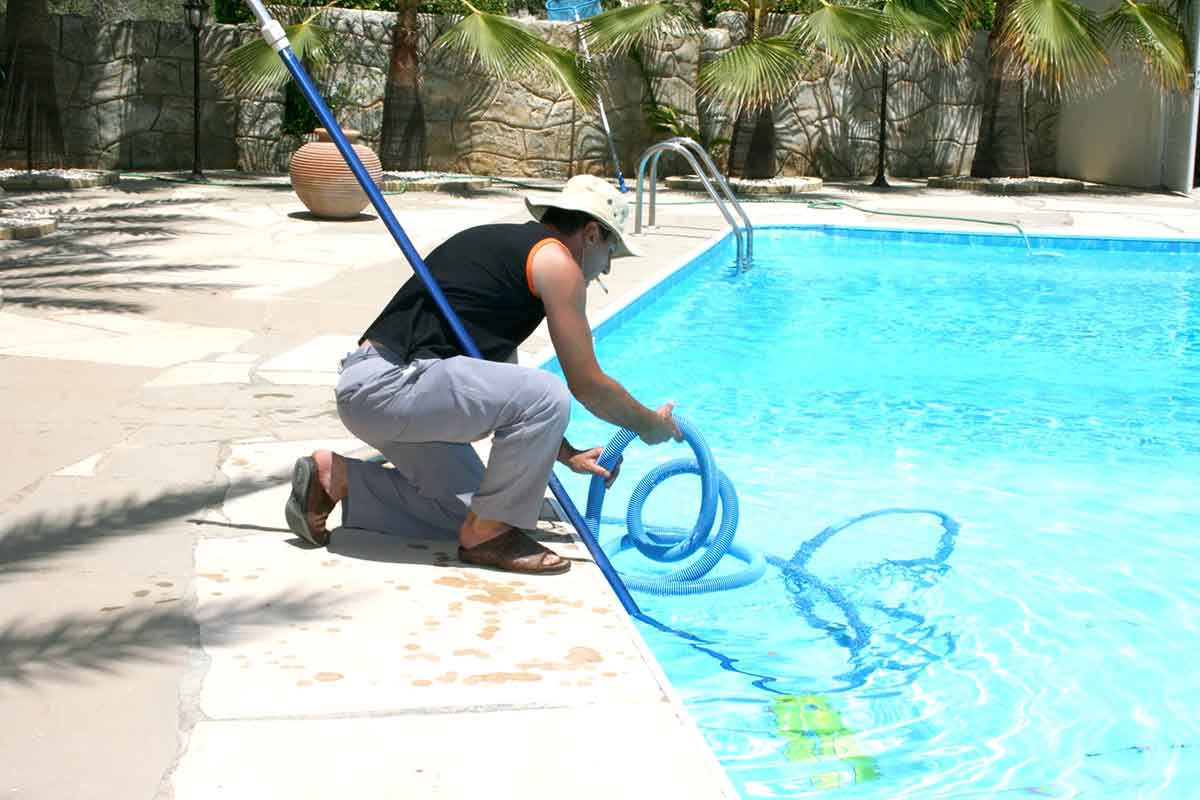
[585,419,765,595]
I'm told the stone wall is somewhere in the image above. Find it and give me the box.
[419,15,698,179]
[711,20,1059,179]
[0,13,239,170]
[4,9,1059,177]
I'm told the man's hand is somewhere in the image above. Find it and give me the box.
[640,401,683,445]
[559,444,623,488]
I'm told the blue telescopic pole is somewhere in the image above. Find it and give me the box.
[243,0,642,617]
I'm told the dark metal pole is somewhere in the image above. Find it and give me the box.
[191,26,204,180]
[25,99,33,173]
[872,61,889,188]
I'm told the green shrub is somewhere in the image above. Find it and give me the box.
[213,0,509,22]
[213,0,253,23]
[976,0,994,29]
[701,0,738,27]
[417,0,507,13]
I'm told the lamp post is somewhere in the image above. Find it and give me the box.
[182,0,208,180]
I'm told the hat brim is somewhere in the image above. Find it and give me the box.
[525,195,642,259]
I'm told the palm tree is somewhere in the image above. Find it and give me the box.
[432,0,694,176]
[380,0,426,170]
[434,0,898,181]
[0,0,66,171]
[216,4,336,119]
[869,0,977,187]
[971,0,1191,177]
[694,0,891,178]
[433,2,601,109]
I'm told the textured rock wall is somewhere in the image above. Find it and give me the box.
[711,20,1056,179]
[10,9,1058,177]
[0,13,239,170]
[417,15,697,179]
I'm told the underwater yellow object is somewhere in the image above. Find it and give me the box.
[771,694,880,789]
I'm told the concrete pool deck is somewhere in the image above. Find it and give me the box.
[3,172,1200,799]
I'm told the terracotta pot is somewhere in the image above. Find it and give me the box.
[289,128,383,219]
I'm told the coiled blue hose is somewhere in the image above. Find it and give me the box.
[580,416,960,628]
[584,417,766,595]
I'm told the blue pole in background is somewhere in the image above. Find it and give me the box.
[243,1,642,617]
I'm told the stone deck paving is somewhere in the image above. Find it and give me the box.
[3,172,1200,799]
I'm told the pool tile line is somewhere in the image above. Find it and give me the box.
[767,222,1200,252]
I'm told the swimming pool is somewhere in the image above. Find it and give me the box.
[550,225,1200,798]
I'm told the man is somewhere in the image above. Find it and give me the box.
[285,175,682,575]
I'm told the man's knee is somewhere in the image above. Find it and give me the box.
[529,371,571,428]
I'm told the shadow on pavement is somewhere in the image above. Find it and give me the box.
[0,477,284,578]
[0,195,239,314]
[0,588,358,688]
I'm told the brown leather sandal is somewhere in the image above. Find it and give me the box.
[284,456,332,547]
[458,528,571,575]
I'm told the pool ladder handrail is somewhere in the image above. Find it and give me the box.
[634,136,753,267]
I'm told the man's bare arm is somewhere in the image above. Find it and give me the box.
[531,243,680,444]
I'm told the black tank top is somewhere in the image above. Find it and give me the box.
[361,222,563,363]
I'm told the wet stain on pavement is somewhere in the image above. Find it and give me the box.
[463,672,542,685]
[315,672,343,682]
[453,648,490,658]
[518,646,603,672]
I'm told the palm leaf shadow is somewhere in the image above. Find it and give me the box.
[0,589,361,688]
[0,477,284,578]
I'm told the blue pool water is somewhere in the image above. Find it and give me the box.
[550,226,1200,799]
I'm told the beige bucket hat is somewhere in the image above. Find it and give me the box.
[525,175,642,258]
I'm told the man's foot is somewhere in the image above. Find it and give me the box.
[458,528,571,575]
[284,455,337,546]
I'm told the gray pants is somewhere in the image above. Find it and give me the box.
[334,343,570,539]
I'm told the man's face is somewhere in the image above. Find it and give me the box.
[581,222,615,285]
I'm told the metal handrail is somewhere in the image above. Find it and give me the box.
[635,142,744,264]
[634,137,753,266]
[663,137,753,261]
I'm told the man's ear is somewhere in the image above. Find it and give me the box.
[584,220,603,244]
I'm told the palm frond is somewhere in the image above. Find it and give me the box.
[884,0,976,60]
[582,2,700,56]
[533,42,601,107]
[434,8,598,107]
[1001,0,1109,93]
[1102,1,1190,91]
[792,3,890,68]
[698,36,818,111]
[218,21,332,96]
